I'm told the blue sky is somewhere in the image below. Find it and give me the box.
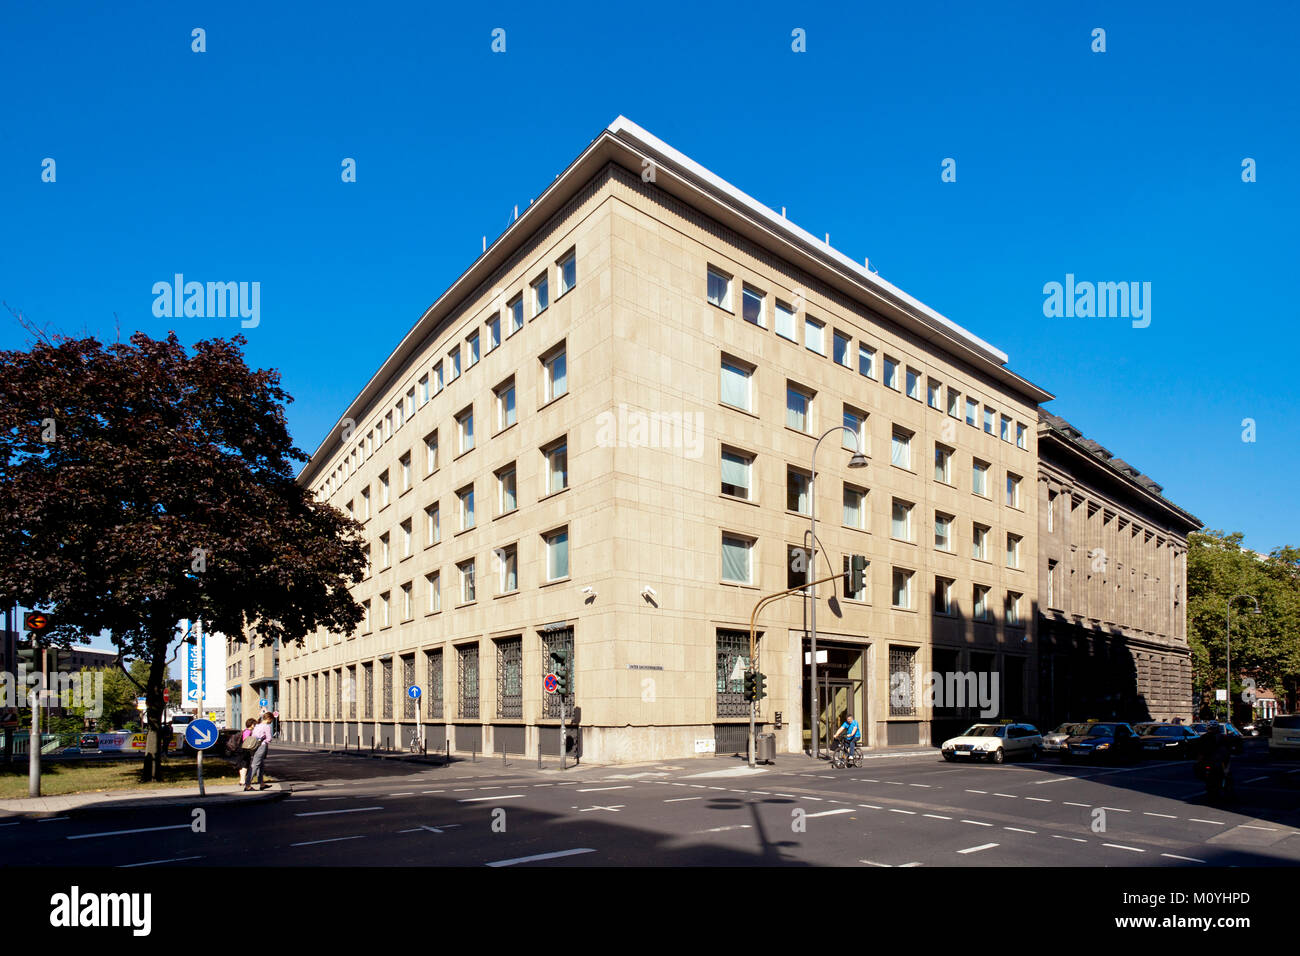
[3,1,1297,659]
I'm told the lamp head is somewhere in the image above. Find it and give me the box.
[848,453,868,469]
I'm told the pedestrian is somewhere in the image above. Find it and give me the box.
[226,718,258,788]
[245,712,274,791]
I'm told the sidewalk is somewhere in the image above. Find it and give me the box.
[0,782,288,815]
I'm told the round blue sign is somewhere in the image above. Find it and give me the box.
[259,698,268,708]
[407,685,421,700]
[184,719,220,751]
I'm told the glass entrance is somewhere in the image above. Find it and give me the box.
[802,641,867,755]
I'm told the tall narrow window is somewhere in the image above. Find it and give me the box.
[532,271,549,316]
[843,485,867,530]
[557,250,576,295]
[946,387,960,418]
[786,384,812,433]
[720,358,752,412]
[721,448,753,500]
[775,300,796,341]
[934,513,953,551]
[891,499,913,541]
[833,331,851,367]
[508,294,524,335]
[426,571,441,612]
[497,544,518,594]
[424,430,438,476]
[457,484,475,531]
[487,314,501,351]
[458,559,476,604]
[742,285,765,327]
[448,346,461,382]
[891,429,912,470]
[804,316,825,355]
[466,331,480,367]
[545,440,568,494]
[425,503,440,544]
[884,357,900,390]
[859,345,876,379]
[456,407,474,454]
[543,345,567,402]
[891,569,913,609]
[787,467,811,515]
[906,367,921,400]
[545,527,569,580]
[495,379,516,430]
[707,267,732,309]
[721,534,754,584]
[498,465,517,514]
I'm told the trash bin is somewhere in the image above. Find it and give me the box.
[755,733,776,764]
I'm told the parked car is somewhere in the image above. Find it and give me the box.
[1061,722,1142,762]
[1190,722,1245,755]
[1137,723,1200,758]
[940,723,1042,764]
[1042,722,1088,753]
[1242,718,1272,738]
[1268,715,1300,760]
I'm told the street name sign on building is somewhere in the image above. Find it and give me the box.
[184,719,219,751]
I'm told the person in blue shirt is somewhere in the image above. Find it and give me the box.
[832,714,861,759]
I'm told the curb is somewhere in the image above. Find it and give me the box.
[0,783,289,816]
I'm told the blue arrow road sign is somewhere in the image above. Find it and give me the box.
[407,685,421,700]
[185,719,219,751]
[259,698,268,708]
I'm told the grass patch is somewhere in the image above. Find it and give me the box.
[0,756,267,799]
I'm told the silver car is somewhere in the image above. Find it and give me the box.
[1042,722,1087,753]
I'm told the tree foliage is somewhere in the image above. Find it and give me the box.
[0,331,365,778]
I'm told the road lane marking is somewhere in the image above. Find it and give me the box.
[422,790,445,794]
[1053,835,1087,843]
[806,809,855,818]
[1024,797,1051,802]
[1144,812,1177,819]
[1240,825,1276,831]
[887,809,916,815]
[859,804,883,810]
[1033,776,1071,785]
[965,789,987,794]
[1189,818,1225,825]
[909,783,931,788]
[388,792,415,797]
[1103,843,1144,853]
[0,822,20,827]
[294,806,385,817]
[694,824,752,833]
[68,824,191,840]
[576,805,624,813]
[859,860,891,867]
[119,856,203,867]
[290,836,365,847]
[1099,807,1131,813]
[961,820,993,827]
[458,795,524,803]
[1243,776,1268,784]
[994,793,1017,798]
[1064,802,1090,807]
[957,843,998,854]
[36,817,70,823]
[899,862,923,867]
[774,793,795,798]
[923,813,952,820]
[577,786,631,793]
[1162,853,1206,863]
[486,848,596,867]
[1004,827,1037,834]
[665,797,701,802]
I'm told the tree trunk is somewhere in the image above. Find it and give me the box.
[140,646,169,782]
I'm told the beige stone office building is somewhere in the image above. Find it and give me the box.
[226,636,280,728]
[257,117,1171,763]
[1036,412,1200,725]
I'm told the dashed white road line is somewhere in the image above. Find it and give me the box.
[888,809,916,816]
[1189,818,1225,825]
[119,856,204,867]
[1144,812,1177,819]
[291,835,365,847]
[806,809,855,819]
[957,842,998,854]
[486,848,595,867]
[1240,825,1277,832]
[1024,797,1051,803]
[1243,776,1268,784]
[694,824,753,833]
[1064,802,1091,807]
[68,823,191,840]
[1053,835,1087,843]
[1162,853,1206,863]
[295,806,385,817]
[665,797,701,803]
[965,789,987,794]
[36,817,70,823]
[577,786,632,793]
[994,793,1017,799]
[1005,827,1037,834]
[458,795,524,803]
[961,819,993,827]
[859,804,883,810]
[1099,807,1131,813]
[1103,843,1144,853]
[923,813,952,820]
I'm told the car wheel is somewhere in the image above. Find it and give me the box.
[1030,746,1041,761]
[992,748,1005,764]
[942,753,954,762]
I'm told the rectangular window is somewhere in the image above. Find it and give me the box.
[496,636,523,718]
[362,662,373,718]
[426,571,441,613]
[889,647,917,715]
[419,374,429,406]
[380,590,391,628]
[934,444,952,483]
[379,470,390,507]
[804,316,825,355]
[457,643,479,719]
[1006,473,1021,508]
[1047,561,1056,608]
[466,331,480,368]
[707,267,732,310]
[833,331,851,367]
[532,272,549,317]
[927,378,942,409]
[721,534,753,584]
[543,345,567,402]
[401,582,412,620]
[787,467,811,515]
[400,518,412,558]
[934,577,954,615]
[775,299,796,341]
[381,658,393,718]
[545,527,569,580]
[716,628,754,718]
[906,367,921,401]
[892,568,913,609]
[399,452,411,492]
[983,406,995,434]
[1016,422,1027,450]
[935,513,953,551]
[858,345,876,379]
[424,430,438,476]
[843,405,867,453]
[891,499,913,541]
[1047,491,1056,533]
[742,285,765,327]
[487,314,501,352]
[497,544,518,594]
[972,459,988,497]
[558,250,576,295]
[1005,591,1022,626]
[498,465,517,515]
[720,357,753,412]
[456,407,474,454]
[433,361,444,394]
[843,485,867,530]
[1000,415,1012,442]
[786,384,812,433]
[380,532,390,568]
[508,294,524,335]
[448,347,461,382]
[973,584,991,621]
[972,523,989,561]
[457,484,475,531]
[385,410,394,439]
[965,398,978,427]
[458,559,476,604]
[891,429,912,470]
[721,448,753,500]
[425,503,440,544]
[360,487,370,520]
[545,440,568,494]
[406,388,415,419]
[495,380,516,430]
[1006,532,1021,568]
[883,356,899,390]
[946,387,960,418]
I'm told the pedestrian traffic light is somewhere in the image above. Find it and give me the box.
[756,672,767,701]
[743,671,757,703]
[550,648,569,695]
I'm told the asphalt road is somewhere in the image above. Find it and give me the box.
[5,744,1299,867]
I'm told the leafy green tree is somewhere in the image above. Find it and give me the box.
[0,331,365,780]
[65,666,138,730]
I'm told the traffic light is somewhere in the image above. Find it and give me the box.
[24,611,51,635]
[550,648,569,695]
[742,671,757,703]
[845,555,867,596]
[756,672,767,701]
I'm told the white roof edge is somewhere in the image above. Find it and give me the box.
[606,115,1010,367]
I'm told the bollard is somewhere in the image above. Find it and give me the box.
[503,750,507,768]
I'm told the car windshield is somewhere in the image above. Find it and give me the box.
[1086,724,1117,737]
[961,726,1004,737]
[1140,726,1180,737]
[1052,723,1084,736]
[1273,716,1300,730]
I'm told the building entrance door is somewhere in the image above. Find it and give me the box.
[802,641,867,756]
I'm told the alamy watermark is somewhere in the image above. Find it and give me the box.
[151,274,260,328]
[1,666,104,716]
[594,403,704,458]
[890,670,1001,718]
[1042,274,1150,328]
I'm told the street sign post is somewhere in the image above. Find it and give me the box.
[407,686,422,752]
[259,697,268,709]
[185,719,218,751]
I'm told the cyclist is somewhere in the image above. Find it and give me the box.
[832,713,861,761]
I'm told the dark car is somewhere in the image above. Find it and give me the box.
[1062,722,1142,762]
[1191,722,1245,755]
[1137,723,1200,758]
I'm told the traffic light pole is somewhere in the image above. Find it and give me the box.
[747,573,842,769]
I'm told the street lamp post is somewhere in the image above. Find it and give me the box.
[808,425,867,759]
[1225,593,1260,723]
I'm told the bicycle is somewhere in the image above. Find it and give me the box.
[829,737,863,769]
[407,730,425,754]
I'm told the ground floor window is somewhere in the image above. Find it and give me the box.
[716,628,753,718]
[458,644,480,719]
[889,646,917,716]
